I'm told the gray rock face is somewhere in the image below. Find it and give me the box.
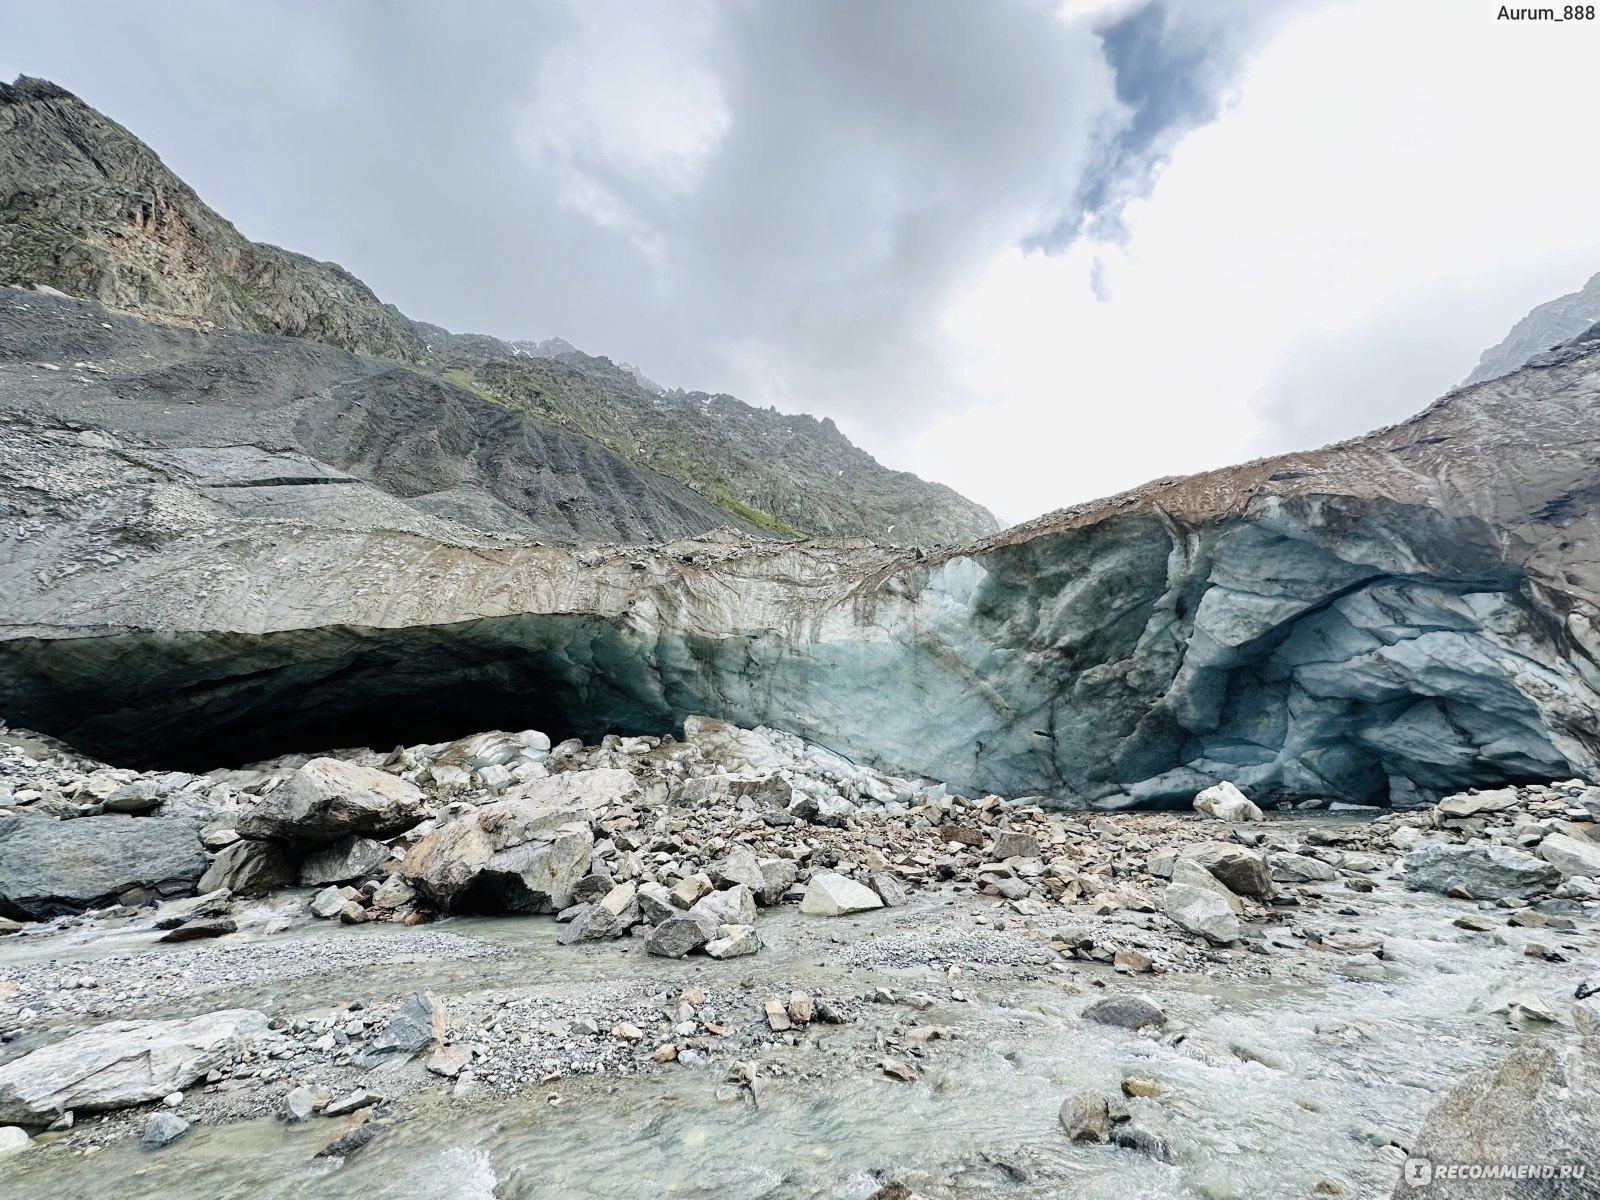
[197,839,293,897]
[1162,882,1242,944]
[1183,843,1273,897]
[400,799,593,913]
[140,1112,190,1150]
[645,916,708,959]
[0,1009,267,1124]
[1402,843,1562,899]
[799,873,883,916]
[297,835,391,886]
[0,78,423,361]
[1466,271,1600,385]
[1393,1038,1599,1198]
[1537,832,1600,879]
[237,759,425,845]
[371,990,448,1056]
[10,265,1600,806]
[0,816,206,919]
[1082,994,1167,1031]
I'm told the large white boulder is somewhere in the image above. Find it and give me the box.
[401,799,593,912]
[1192,781,1263,823]
[0,1010,268,1124]
[1162,882,1241,944]
[799,872,884,916]
[1536,832,1600,878]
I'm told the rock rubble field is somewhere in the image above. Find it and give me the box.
[0,716,1596,1197]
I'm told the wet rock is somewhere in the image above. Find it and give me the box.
[1110,1122,1177,1162]
[1480,987,1561,1025]
[236,758,425,844]
[283,1085,317,1122]
[1162,882,1241,944]
[401,799,593,913]
[799,872,884,916]
[1453,913,1496,932]
[298,836,390,887]
[0,918,21,936]
[371,989,448,1055]
[1113,948,1153,974]
[880,1058,918,1083]
[1121,1076,1162,1098]
[1394,1038,1598,1198]
[0,1126,30,1158]
[1082,994,1166,1031]
[157,916,237,943]
[1403,843,1561,899]
[1059,1089,1111,1142]
[0,1009,268,1123]
[198,838,293,897]
[1575,998,1600,1036]
[141,1111,189,1149]
[646,916,709,959]
[310,885,347,919]
[1193,782,1263,823]
[323,1088,379,1117]
[1537,832,1600,878]
[705,924,761,958]
[315,1118,383,1161]
[0,815,206,920]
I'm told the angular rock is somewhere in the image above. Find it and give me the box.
[799,872,884,916]
[0,816,206,920]
[1082,994,1166,1031]
[369,875,415,909]
[505,768,638,811]
[1537,831,1600,878]
[708,845,766,893]
[646,917,708,958]
[401,799,593,913]
[636,881,677,924]
[1269,851,1337,883]
[297,835,390,887]
[236,758,425,845]
[425,1045,472,1078]
[1435,788,1520,819]
[283,1085,316,1122]
[157,917,237,943]
[309,885,347,919]
[866,871,907,907]
[689,885,757,935]
[1193,782,1263,822]
[1171,858,1243,914]
[705,924,761,958]
[1393,1039,1599,1198]
[197,839,293,898]
[1183,842,1273,897]
[756,858,798,907]
[140,1111,189,1149]
[1162,882,1241,944]
[992,830,1041,860]
[0,1009,268,1123]
[1403,843,1562,899]
[370,990,448,1056]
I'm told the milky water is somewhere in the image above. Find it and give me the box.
[4,834,1594,1200]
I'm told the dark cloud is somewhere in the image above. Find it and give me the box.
[0,1,1298,452]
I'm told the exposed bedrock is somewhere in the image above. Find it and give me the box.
[6,308,1600,806]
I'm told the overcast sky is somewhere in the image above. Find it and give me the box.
[5,0,1600,525]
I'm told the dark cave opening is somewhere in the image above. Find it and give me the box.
[0,617,693,772]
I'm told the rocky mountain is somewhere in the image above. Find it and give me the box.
[1465,269,1600,384]
[0,77,423,361]
[6,287,1600,808]
[0,76,997,546]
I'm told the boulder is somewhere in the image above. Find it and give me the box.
[0,1009,268,1124]
[157,917,237,943]
[1269,851,1337,883]
[309,885,347,919]
[197,839,293,897]
[636,881,678,924]
[236,758,425,845]
[1162,882,1242,944]
[1392,1039,1599,1199]
[401,799,593,913]
[1171,858,1243,914]
[141,1112,190,1149]
[0,1126,30,1158]
[1537,832,1600,878]
[297,836,390,886]
[1403,843,1561,899]
[992,830,1041,859]
[689,885,757,935]
[1082,994,1167,1031]
[1192,782,1262,822]
[756,858,798,906]
[708,845,766,893]
[1434,788,1520,820]
[645,916,709,958]
[1059,1089,1111,1143]
[705,924,761,958]
[504,768,638,810]
[867,871,907,907]
[0,816,207,920]
[1182,842,1273,897]
[799,872,884,916]
[370,990,448,1056]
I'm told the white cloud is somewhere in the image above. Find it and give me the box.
[904,0,1600,524]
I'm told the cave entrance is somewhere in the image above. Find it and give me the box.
[0,615,694,771]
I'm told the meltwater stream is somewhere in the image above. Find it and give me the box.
[2,821,1592,1200]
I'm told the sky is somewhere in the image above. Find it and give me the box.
[4,0,1600,526]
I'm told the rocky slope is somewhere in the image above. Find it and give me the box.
[0,78,422,361]
[0,76,997,545]
[1465,269,1600,384]
[430,341,1000,544]
[6,289,1600,807]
